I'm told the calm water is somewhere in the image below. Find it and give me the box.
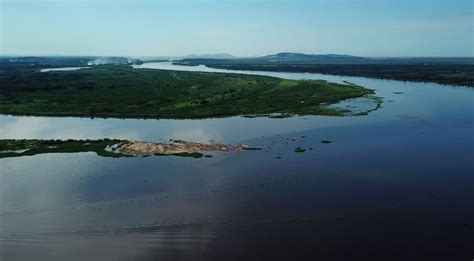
[1,63,473,260]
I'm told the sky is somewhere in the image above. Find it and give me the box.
[0,0,472,57]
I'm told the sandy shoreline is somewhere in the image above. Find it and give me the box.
[116,139,255,156]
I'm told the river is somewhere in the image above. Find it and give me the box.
[1,62,473,260]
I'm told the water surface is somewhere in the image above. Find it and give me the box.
[1,63,473,260]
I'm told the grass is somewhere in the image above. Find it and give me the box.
[0,66,375,119]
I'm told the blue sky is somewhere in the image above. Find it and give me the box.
[1,0,472,57]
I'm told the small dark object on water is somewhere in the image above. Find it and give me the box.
[204,155,213,158]
[321,140,332,144]
[393,91,404,94]
[309,148,313,150]
[276,156,282,159]
[294,147,306,153]
[243,147,262,151]
[144,180,148,183]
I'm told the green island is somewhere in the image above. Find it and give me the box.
[0,66,376,118]
[0,139,129,158]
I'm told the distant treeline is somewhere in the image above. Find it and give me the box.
[0,56,143,71]
[174,58,474,87]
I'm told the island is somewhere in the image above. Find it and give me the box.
[0,139,260,159]
[0,66,376,118]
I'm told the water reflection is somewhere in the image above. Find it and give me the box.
[0,114,369,144]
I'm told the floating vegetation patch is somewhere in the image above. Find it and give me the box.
[294,147,306,153]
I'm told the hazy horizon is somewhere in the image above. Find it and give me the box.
[1,0,473,57]
[2,53,474,59]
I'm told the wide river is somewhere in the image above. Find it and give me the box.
[1,62,473,260]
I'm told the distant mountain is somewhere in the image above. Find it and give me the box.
[258,52,366,62]
[138,56,182,62]
[184,53,238,59]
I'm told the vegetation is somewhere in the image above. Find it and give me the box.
[0,65,375,118]
[0,139,128,158]
[174,59,474,87]
[0,56,92,69]
[0,139,218,159]
[294,147,306,153]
